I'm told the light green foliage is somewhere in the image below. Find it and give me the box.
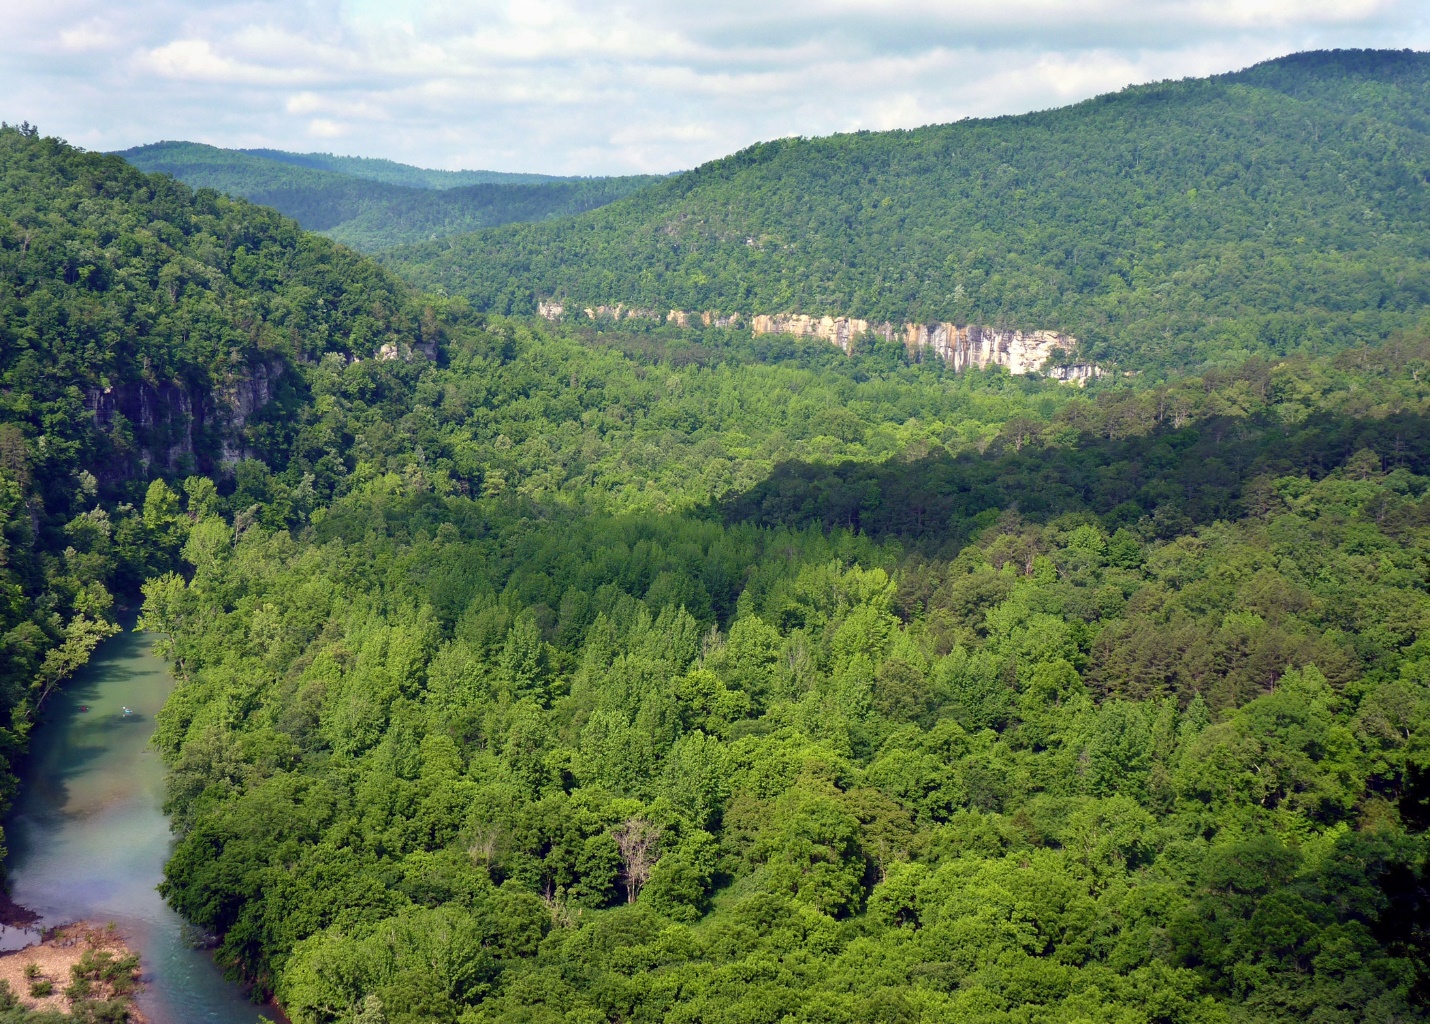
[390,51,1430,372]
[147,448,1430,1023]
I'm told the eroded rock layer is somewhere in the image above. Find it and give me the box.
[539,303,1099,379]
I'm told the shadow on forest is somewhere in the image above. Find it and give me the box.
[714,409,1430,553]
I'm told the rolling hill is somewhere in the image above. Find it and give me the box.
[7,100,1430,1024]
[118,141,659,251]
[386,49,1430,372]
[238,148,568,188]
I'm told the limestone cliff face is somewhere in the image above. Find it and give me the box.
[582,304,662,322]
[86,379,199,479]
[748,315,1096,379]
[84,358,287,480]
[537,299,1100,380]
[1046,363,1101,383]
[750,314,882,354]
[899,323,1081,375]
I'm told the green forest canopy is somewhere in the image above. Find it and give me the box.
[387,49,1430,374]
[4,54,1430,1024]
[236,149,572,189]
[118,142,659,252]
[144,324,1430,1024]
[0,118,422,882]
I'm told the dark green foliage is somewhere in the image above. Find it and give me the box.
[8,94,1430,1024]
[389,50,1430,371]
[0,119,417,868]
[119,143,659,251]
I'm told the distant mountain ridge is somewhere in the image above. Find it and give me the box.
[237,148,571,188]
[12,117,1430,1024]
[117,141,659,251]
[386,48,1430,373]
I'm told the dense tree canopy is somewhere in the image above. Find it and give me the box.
[0,119,419,872]
[4,58,1430,1024]
[149,382,1430,1024]
[388,50,1430,373]
[119,143,659,252]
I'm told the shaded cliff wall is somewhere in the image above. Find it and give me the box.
[84,359,286,483]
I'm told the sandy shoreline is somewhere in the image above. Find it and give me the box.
[0,921,145,1021]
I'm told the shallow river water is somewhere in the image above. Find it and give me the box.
[0,628,268,1023]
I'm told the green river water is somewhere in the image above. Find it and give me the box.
[0,628,269,1023]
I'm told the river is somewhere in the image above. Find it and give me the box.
[0,627,268,1023]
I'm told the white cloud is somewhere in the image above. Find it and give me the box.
[58,20,123,53]
[0,0,1425,174]
[307,118,349,137]
[286,91,389,120]
[138,38,320,85]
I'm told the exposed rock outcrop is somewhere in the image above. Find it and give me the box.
[85,358,288,479]
[86,379,199,478]
[750,314,883,353]
[898,323,1086,376]
[583,304,662,322]
[214,360,284,464]
[749,315,1099,379]
[1047,363,1102,384]
[537,298,1101,380]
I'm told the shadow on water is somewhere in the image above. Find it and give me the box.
[2,628,270,1024]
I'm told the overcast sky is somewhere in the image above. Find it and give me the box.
[3,0,1427,175]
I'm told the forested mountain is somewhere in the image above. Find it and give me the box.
[117,142,658,251]
[238,149,566,189]
[5,53,1430,1024]
[0,119,419,882]
[388,49,1430,373]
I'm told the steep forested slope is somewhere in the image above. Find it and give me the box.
[148,333,1430,1024]
[119,143,658,251]
[0,121,421,867]
[388,49,1430,372]
[5,116,1430,1024]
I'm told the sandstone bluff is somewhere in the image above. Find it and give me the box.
[536,302,1099,381]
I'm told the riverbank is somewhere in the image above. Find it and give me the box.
[0,921,143,1019]
[1,628,269,1023]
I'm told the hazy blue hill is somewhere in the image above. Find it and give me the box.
[240,148,568,188]
[118,141,355,198]
[9,119,1430,1024]
[385,49,1430,372]
[117,141,658,250]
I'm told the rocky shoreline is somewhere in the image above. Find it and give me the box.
[0,922,144,1021]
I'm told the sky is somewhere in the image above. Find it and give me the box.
[3,0,1428,176]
